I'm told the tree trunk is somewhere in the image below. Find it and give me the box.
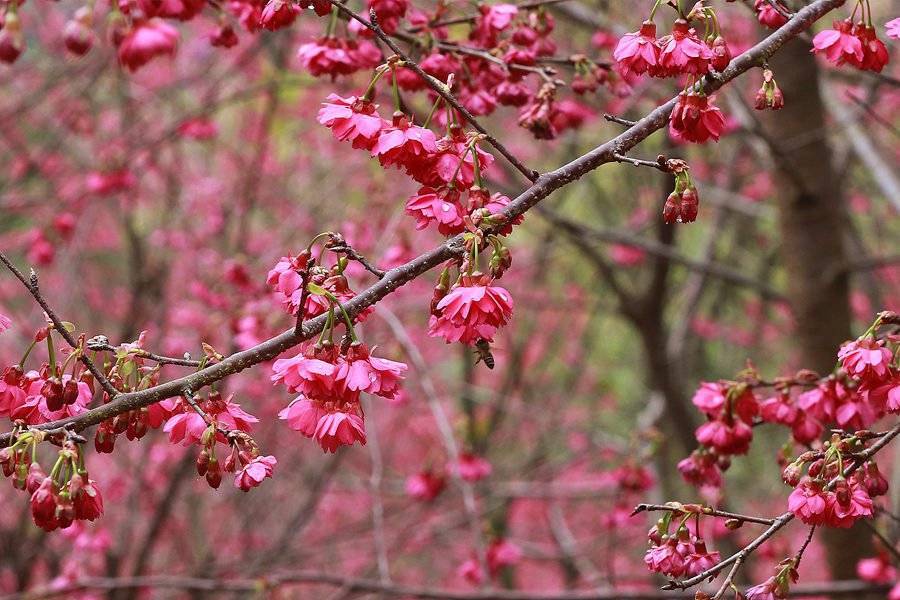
[762,37,871,583]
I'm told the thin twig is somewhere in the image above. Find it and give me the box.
[604,114,636,127]
[612,153,670,173]
[0,252,119,399]
[633,503,776,526]
[86,337,203,368]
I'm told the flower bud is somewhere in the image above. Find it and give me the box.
[94,426,116,454]
[26,462,46,494]
[205,457,222,489]
[833,477,850,507]
[43,378,65,412]
[862,462,888,497]
[662,192,680,224]
[55,494,75,529]
[196,449,210,476]
[782,462,802,487]
[709,36,731,71]
[680,187,699,223]
[63,17,94,56]
[807,458,824,477]
[63,379,79,405]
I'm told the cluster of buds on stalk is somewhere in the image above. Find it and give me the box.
[754,67,784,111]
[643,505,720,578]
[1,433,103,531]
[687,1,732,72]
[663,159,699,224]
[783,431,886,528]
[196,423,225,489]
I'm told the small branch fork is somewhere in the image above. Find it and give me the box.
[0,252,119,399]
[612,153,672,173]
[632,503,776,526]
[0,0,848,448]
[325,233,386,279]
[85,337,204,368]
[325,0,541,183]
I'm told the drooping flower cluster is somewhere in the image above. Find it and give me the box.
[680,314,899,491]
[643,515,720,578]
[275,340,407,453]
[613,7,731,145]
[267,248,371,321]
[744,559,799,600]
[662,159,701,223]
[812,19,889,73]
[2,436,103,532]
[429,273,514,346]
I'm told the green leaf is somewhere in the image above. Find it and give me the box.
[306,282,328,296]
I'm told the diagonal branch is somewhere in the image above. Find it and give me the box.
[0,0,847,448]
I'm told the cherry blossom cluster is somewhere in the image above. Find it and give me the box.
[643,506,721,578]
[274,339,407,452]
[1,434,103,532]
[782,432,883,528]
[663,159,701,224]
[268,243,408,453]
[613,2,731,145]
[679,313,900,492]
[811,1,890,73]
[743,557,800,600]
[0,328,94,427]
[316,69,518,353]
[654,312,899,594]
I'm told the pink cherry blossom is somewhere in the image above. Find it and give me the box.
[318,94,387,150]
[613,21,660,76]
[314,410,367,452]
[278,396,327,437]
[811,20,864,67]
[117,19,179,72]
[429,277,514,345]
[234,455,277,491]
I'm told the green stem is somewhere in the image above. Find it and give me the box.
[423,95,443,129]
[325,293,359,342]
[18,338,37,369]
[391,67,402,114]
[46,332,57,374]
[318,308,335,345]
[471,143,484,188]
[326,5,339,37]
[363,68,388,102]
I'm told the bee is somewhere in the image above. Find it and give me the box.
[473,339,495,369]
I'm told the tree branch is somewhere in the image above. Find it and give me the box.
[0,0,846,448]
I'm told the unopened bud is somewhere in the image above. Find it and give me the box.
[205,457,222,489]
[196,449,210,476]
[782,462,802,487]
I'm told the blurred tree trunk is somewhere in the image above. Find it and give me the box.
[762,38,871,583]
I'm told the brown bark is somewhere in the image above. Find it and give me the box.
[762,38,871,583]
